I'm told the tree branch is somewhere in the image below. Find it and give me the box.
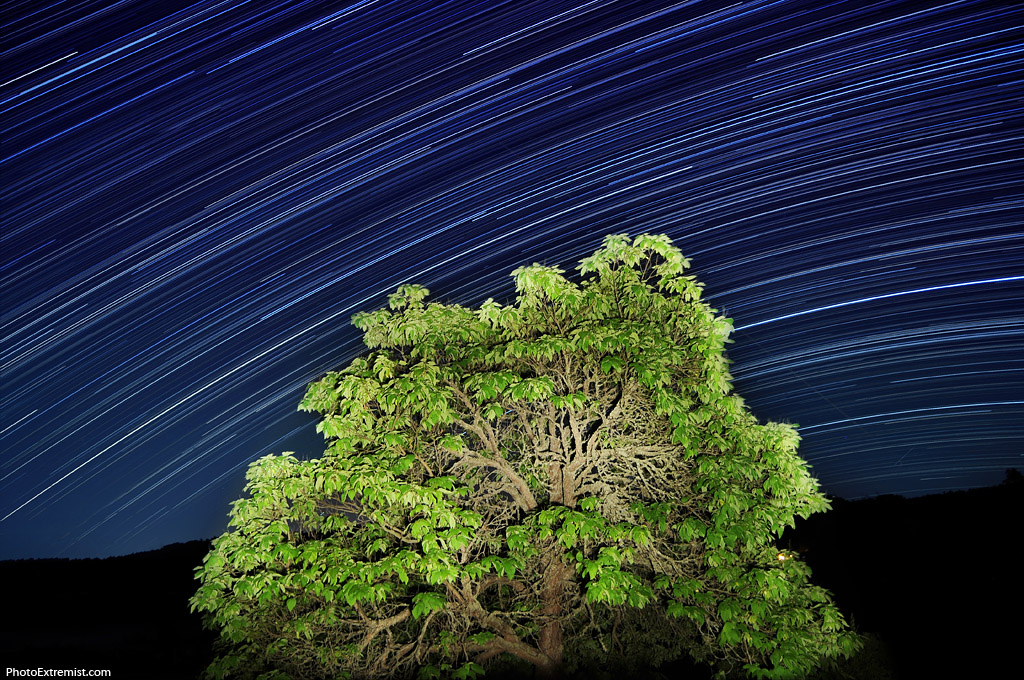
[454,452,537,511]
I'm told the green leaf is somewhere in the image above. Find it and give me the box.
[453,662,486,680]
[719,621,743,645]
[483,402,505,420]
[411,591,446,620]
[600,355,624,373]
[341,581,373,606]
[678,517,706,542]
[418,665,442,680]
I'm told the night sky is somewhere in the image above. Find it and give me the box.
[1,0,1021,560]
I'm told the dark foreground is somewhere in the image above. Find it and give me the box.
[3,473,1020,679]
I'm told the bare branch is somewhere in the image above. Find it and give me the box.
[454,452,537,511]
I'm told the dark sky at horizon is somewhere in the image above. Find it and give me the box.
[2,0,1022,560]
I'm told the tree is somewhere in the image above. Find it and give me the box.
[192,233,860,680]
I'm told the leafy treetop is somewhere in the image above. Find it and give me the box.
[192,233,860,680]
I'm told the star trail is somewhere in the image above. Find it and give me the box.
[1,0,1021,559]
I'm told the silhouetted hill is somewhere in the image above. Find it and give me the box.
[781,470,1023,678]
[2,473,1020,679]
[1,539,216,679]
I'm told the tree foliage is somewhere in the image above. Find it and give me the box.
[192,233,860,679]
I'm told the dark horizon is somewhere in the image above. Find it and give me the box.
[2,0,1022,561]
[4,475,1020,679]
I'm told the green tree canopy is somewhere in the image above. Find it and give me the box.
[192,233,860,680]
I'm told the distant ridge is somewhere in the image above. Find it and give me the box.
[782,469,1023,679]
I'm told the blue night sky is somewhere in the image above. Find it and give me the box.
[1,0,1021,559]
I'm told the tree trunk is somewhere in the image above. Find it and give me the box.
[536,552,572,677]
